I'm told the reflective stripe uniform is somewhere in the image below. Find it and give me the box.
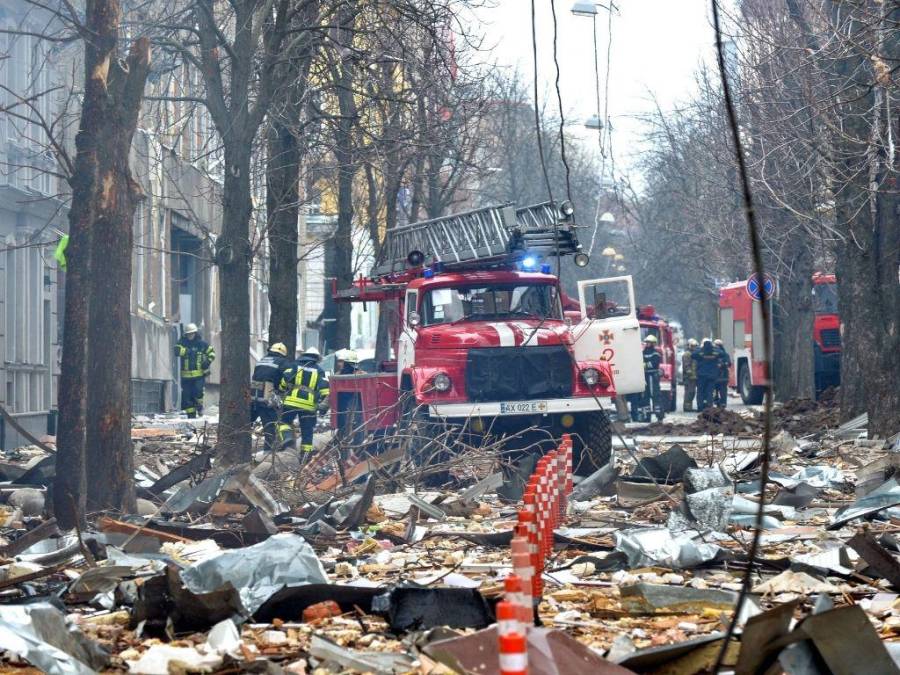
[279,362,329,453]
[175,334,215,417]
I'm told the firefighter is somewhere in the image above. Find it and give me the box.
[333,349,361,440]
[279,350,330,455]
[692,338,721,411]
[713,338,732,408]
[175,323,215,418]
[250,342,291,451]
[640,335,664,422]
[682,338,699,412]
[334,348,360,375]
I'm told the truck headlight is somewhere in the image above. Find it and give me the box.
[433,372,451,392]
[581,368,600,387]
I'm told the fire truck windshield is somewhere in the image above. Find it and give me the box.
[640,326,661,341]
[813,282,839,314]
[421,283,562,325]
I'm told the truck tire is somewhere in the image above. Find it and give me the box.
[738,363,764,405]
[572,409,612,476]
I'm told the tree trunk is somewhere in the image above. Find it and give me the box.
[825,1,900,434]
[266,122,300,355]
[772,242,815,401]
[217,144,254,464]
[331,151,355,349]
[85,38,150,514]
[54,0,148,527]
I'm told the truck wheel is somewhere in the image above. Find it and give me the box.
[572,409,612,476]
[738,363,764,405]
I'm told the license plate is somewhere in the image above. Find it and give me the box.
[499,401,548,414]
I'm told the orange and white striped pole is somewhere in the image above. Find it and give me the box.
[497,600,528,675]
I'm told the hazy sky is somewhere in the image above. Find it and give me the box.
[469,0,715,178]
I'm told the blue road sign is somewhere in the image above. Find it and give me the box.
[746,273,776,301]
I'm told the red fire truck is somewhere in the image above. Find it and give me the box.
[328,202,645,475]
[718,273,841,404]
[637,305,678,412]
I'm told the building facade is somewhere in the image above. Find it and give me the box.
[0,4,271,447]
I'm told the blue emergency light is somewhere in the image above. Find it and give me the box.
[521,256,538,271]
[541,263,552,274]
[423,268,434,279]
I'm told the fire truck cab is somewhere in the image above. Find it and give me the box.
[329,202,644,475]
[718,273,841,404]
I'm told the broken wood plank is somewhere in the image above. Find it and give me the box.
[98,516,189,544]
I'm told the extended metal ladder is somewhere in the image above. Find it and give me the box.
[372,201,579,276]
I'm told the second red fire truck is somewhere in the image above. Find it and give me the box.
[718,273,841,403]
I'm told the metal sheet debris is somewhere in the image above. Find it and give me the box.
[179,533,328,617]
[0,602,108,675]
[829,478,900,529]
[614,527,725,569]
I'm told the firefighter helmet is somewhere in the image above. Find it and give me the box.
[713,338,724,346]
[303,346,321,360]
[337,348,360,364]
[185,323,198,334]
[269,342,288,356]
[687,338,699,347]
[643,335,658,344]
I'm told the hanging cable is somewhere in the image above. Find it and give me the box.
[550,0,573,205]
[710,0,774,670]
[589,3,615,256]
[530,0,554,204]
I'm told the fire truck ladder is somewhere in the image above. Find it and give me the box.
[372,201,580,276]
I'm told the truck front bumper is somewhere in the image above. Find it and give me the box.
[428,397,603,419]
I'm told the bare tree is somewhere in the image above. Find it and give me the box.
[45,0,151,524]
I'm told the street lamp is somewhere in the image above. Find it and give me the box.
[601,246,616,257]
[614,253,624,262]
[600,212,615,224]
[571,2,599,16]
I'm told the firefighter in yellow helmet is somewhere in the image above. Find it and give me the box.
[640,334,664,422]
[278,346,330,455]
[174,323,215,418]
[250,342,290,451]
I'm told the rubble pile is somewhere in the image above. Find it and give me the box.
[1,411,900,674]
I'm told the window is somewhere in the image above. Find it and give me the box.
[640,326,661,341]
[421,283,561,326]
[405,290,418,325]
[812,282,838,314]
[2,237,52,413]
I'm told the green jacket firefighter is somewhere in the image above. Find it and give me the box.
[174,323,215,418]
[278,349,330,454]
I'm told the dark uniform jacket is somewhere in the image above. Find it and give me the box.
[642,347,662,374]
[692,344,722,379]
[252,354,291,386]
[715,346,732,381]
[175,335,215,379]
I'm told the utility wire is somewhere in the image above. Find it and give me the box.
[710,1,774,671]
[549,0,573,206]
[530,0,554,204]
